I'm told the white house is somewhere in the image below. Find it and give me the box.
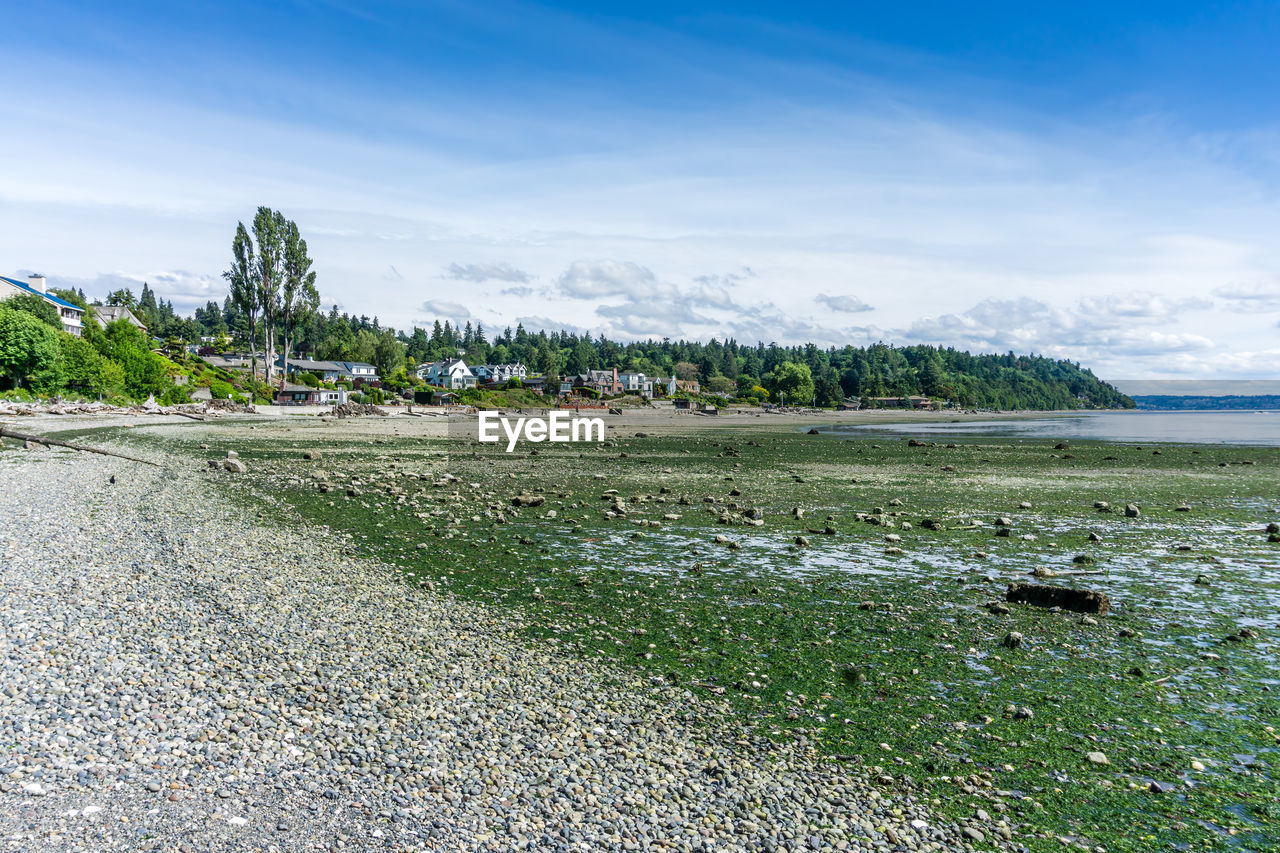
[336,362,379,384]
[1,274,84,336]
[418,358,477,389]
[619,372,655,398]
[473,362,528,385]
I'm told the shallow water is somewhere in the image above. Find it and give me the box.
[816,410,1280,446]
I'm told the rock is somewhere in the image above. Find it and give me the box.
[1149,781,1166,793]
[1193,574,1211,586]
[1002,631,1023,649]
[919,518,941,530]
[1017,501,1032,509]
[994,516,1013,527]
[962,827,985,842]
[23,440,48,451]
[1006,582,1111,614]
[226,450,239,459]
[1013,706,1034,720]
[511,493,546,508]
[791,507,805,519]
[1267,522,1280,534]
[1086,751,1109,766]
[1124,504,1141,518]
[807,428,820,435]
[794,535,810,547]
[1072,554,1096,565]
[1088,531,1103,542]
[1175,504,1191,512]
[303,450,322,461]
[223,459,247,474]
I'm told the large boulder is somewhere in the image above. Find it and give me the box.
[1006,582,1111,614]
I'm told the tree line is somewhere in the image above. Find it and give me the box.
[1,207,1133,410]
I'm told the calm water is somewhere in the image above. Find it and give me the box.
[817,410,1280,446]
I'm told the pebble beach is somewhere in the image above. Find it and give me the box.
[0,437,1013,852]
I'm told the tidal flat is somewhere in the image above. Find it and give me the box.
[66,412,1280,851]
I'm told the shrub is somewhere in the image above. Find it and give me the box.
[160,385,191,406]
[506,377,523,389]
[0,305,65,393]
[298,371,320,388]
[4,293,62,330]
[209,380,234,400]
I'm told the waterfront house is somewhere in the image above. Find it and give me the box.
[0,274,84,336]
[91,303,147,333]
[565,367,622,397]
[417,359,477,389]
[619,372,655,398]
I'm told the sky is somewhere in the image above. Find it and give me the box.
[2,1,1280,378]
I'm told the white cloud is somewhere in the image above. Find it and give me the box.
[515,315,590,336]
[901,295,1215,361]
[445,262,532,283]
[815,293,874,313]
[1212,281,1280,312]
[419,299,477,323]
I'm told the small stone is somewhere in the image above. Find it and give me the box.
[1124,504,1140,518]
[1086,751,1109,766]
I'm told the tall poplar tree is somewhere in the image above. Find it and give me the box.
[279,219,319,389]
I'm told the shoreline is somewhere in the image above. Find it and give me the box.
[0,441,1005,852]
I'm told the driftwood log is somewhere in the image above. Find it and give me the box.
[0,426,161,467]
[1006,582,1111,614]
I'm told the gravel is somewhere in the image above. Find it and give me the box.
[0,442,1017,851]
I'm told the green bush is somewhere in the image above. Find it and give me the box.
[4,293,62,330]
[506,377,523,389]
[209,380,234,400]
[0,305,65,393]
[160,385,191,406]
[298,371,320,388]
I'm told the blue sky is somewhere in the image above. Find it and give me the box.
[3,1,1280,376]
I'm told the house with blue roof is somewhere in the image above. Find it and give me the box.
[0,274,84,337]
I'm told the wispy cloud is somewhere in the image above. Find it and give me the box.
[815,293,874,313]
[1212,281,1280,312]
[445,262,533,283]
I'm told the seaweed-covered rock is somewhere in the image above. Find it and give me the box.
[1006,582,1111,614]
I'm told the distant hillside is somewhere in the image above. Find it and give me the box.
[1131,395,1280,411]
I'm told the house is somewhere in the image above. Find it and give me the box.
[417,359,476,389]
[619,372,655,398]
[337,362,379,385]
[522,374,546,392]
[837,398,862,411]
[660,375,699,397]
[565,367,622,397]
[0,274,84,336]
[434,391,460,406]
[91,303,147,333]
[276,357,346,383]
[275,358,379,385]
[275,383,322,406]
[477,362,528,385]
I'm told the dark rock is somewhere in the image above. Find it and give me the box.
[1006,582,1111,614]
